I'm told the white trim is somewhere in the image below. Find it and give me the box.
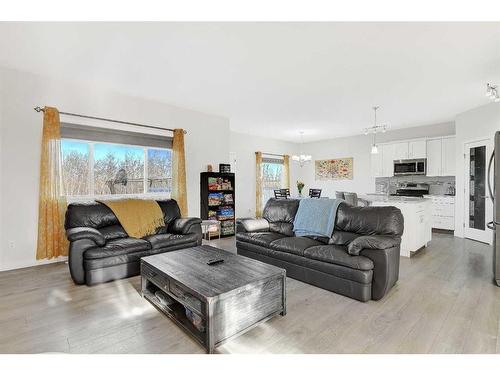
[61,137,172,200]
[462,137,494,244]
[0,257,67,272]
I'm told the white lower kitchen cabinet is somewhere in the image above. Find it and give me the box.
[424,195,455,230]
[370,199,432,257]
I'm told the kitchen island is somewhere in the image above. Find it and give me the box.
[361,195,432,257]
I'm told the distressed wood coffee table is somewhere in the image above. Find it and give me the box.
[141,245,286,353]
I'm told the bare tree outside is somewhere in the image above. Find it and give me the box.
[94,151,145,195]
[261,161,283,209]
[61,140,90,196]
[147,149,172,193]
[61,139,172,197]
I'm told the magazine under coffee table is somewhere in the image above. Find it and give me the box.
[141,245,286,353]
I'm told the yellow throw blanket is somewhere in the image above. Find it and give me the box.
[98,199,165,238]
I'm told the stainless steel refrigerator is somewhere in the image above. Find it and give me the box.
[488,131,500,286]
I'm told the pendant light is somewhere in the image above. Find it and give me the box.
[291,131,312,167]
[364,106,387,154]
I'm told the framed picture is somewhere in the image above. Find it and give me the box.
[315,158,353,180]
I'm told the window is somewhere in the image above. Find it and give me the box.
[61,140,90,196]
[61,139,172,198]
[147,148,173,193]
[261,157,284,209]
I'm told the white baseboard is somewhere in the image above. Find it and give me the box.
[0,256,68,272]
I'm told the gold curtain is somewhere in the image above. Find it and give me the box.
[283,154,290,189]
[255,151,263,217]
[36,107,68,260]
[172,128,188,217]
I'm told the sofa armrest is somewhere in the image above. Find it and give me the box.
[236,218,270,233]
[360,246,400,300]
[68,239,99,284]
[170,217,202,235]
[66,227,106,246]
[347,235,401,255]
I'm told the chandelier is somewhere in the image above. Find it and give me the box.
[486,83,500,102]
[292,131,312,167]
[363,106,388,154]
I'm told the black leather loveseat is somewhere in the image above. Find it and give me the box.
[65,199,202,286]
[236,199,403,302]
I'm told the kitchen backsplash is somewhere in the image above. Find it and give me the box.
[375,176,456,195]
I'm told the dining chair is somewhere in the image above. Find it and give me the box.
[336,191,370,206]
[274,189,290,199]
[309,188,322,198]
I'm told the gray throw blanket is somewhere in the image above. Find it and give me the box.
[293,198,342,238]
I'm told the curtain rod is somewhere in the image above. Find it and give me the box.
[33,106,187,134]
[262,152,287,157]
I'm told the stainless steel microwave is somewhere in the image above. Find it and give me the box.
[393,159,426,176]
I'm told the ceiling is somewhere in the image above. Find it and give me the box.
[1,22,499,142]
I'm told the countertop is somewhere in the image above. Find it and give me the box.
[361,194,431,204]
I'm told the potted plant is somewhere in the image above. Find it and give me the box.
[297,180,305,197]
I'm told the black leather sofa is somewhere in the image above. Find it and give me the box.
[236,199,403,302]
[65,199,202,286]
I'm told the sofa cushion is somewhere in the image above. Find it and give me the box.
[142,233,199,249]
[335,202,404,236]
[263,198,300,236]
[304,245,374,271]
[83,238,151,259]
[237,241,373,285]
[236,232,287,247]
[65,202,119,229]
[238,218,270,233]
[157,199,182,227]
[269,237,323,256]
[65,200,183,231]
[98,224,128,241]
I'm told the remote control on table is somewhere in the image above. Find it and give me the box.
[207,258,224,266]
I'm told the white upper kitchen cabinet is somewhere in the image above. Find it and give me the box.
[408,140,426,159]
[370,148,384,177]
[426,137,456,176]
[441,137,456,176]
[382,143,396,177]
[394,142,409,160]
[426,138,442,176]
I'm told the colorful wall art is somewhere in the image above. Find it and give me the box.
[315,158,353,180]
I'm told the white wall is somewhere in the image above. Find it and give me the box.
[230,131,298,218]
[0,67,230,271]
[454,103,500,238]
[0,72,4,263]
[298,122,455,199]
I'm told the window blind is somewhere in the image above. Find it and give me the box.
[262,156,284,164]
[60,123,173,149]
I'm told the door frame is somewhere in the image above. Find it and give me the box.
[463,137,494,244]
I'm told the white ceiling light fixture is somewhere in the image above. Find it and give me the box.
[486,83,500,102]
[292,131,312,167]
[364,106,388,155]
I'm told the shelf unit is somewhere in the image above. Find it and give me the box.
[200,172,235,238]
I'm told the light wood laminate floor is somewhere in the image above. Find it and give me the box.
[1,233,499,354]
